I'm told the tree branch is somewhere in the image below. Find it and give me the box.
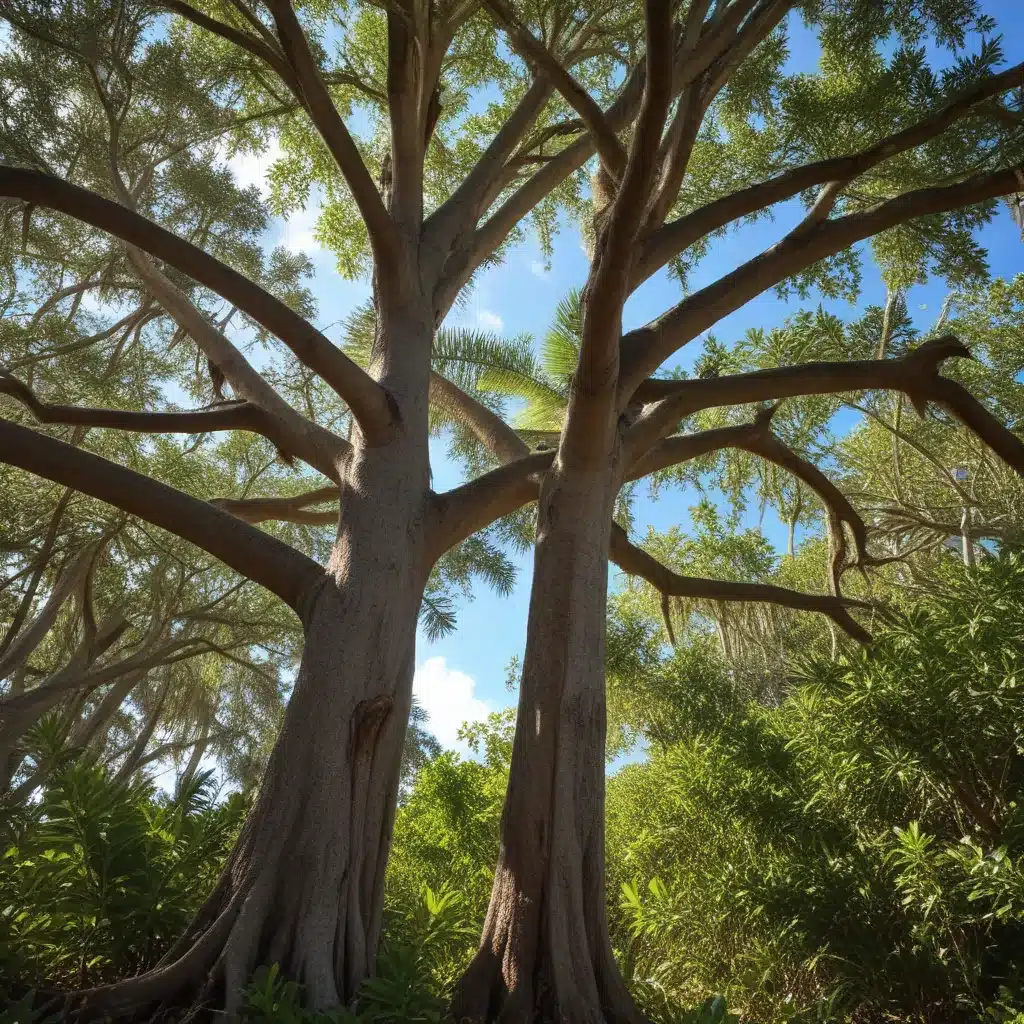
[633,59,1024,288]
[627,338,1024,483]
[562,0,674,467]
[426,452,553,565]
[481,0,626,180]
[159,0,299,91]
[0,418,323,614]
[0,370,301,447]
[619,165,1024,397]
[608,522,872,641]
[422,79,554,288]
[0,168,395,442]
[434,2,788,318]
[0,543,97,684]
[123,249,344,480]
[267,0,403,284]
[212,486,338,526]
[429,371,530,464]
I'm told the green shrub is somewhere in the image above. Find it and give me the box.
[0,764,245,988]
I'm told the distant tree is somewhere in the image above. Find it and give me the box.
[1,0,1024,1019]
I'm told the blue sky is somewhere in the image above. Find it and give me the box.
[225,0,1024,756]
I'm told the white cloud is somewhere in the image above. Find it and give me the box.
[477,309,504,331]
[530,260,548,277]
[279,201,323,255]
[413,657,491,751]
[223,137,284,197]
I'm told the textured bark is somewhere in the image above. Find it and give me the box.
[71,376,431,1019]
[452,464,641,1024]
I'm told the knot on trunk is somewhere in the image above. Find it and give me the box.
[352,694,393,752]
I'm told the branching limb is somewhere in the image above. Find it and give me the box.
[628,338,1024,483]
[158,0,299,90]
[619,166,1024,397]
[212,487,339,526]
[0,486,73,660]
[422,79,553,282]
[123,250,345,480]
[0,370,304,448]
[609,522,872,641]
[0,418,323,614]
[434,1,797,318]
[267,0,403,282]
[0,168,395,443]
[480,0,626,180]
[632,60,1024,288]
[564,0,674,468]
[626,409,868,593]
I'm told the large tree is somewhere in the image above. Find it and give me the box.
[2,0,1024,1019]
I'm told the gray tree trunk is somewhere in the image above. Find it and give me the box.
[453,463,643,1024]
[77,315,434,1017]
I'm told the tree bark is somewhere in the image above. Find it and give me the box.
[453,463,642,1024]
[74,381,432,1019]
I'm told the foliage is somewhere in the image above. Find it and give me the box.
[607,551,1024,1022]
[0,764,245,989]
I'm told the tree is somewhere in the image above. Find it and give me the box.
[2,0,1024,1018]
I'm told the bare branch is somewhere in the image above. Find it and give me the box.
[0,168,395,442]
[435,1,794,317]
[213,486,338,526]
[609,522,872,641]
[627,338,1024,481]
[422,79,553,282]
[426,452,552,564]
[124,249,344,480]
[0,370,304,448]
[0,418,323,614]
[430,371,530,464]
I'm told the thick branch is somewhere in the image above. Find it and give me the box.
[0,418,323,613]
[620,166,1024,396]
[430,371,529,464]
[562,0,674,467]
[628,338,1024,481]
[609,523,871,641]
[426,452,552,566]
[422,79,553,287]
[633,59,1024,287]
[0,168,394,442]
[268,0,402,281]
[212,486,338,526]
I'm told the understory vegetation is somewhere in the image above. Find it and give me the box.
[3,0,1024,1019]
[3,552,1023,1023]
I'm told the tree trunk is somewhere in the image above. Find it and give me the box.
[75,422,432,1019]
[452,465,643,1024]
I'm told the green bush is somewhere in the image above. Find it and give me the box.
[607,553,1024,1022]
[0,764,245,989]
